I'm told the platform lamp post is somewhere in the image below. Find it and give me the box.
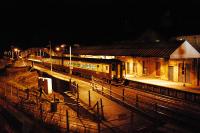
[60,43,72,75]
[60,44,66,67]
[56,43,72,75]
[50,41,52,72]
[69,45,72,75]
[47,41,53,72]
[14,48,20,59]
[10,47,15,60]
[11,50,14,59]
[55,46,64,67]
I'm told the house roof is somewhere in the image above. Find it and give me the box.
[176,35,200,53]
[170,41,200,59]
[189,42,200,53]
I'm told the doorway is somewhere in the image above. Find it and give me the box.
[185,64,191,83]
[178,63,184,82]
[156,62,161,76]
[168,66,174,81]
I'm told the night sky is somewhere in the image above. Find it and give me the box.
[1,1,200,50]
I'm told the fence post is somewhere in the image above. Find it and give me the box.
[154,103,157,112]
[36,95,38,106]
[69,79,71,91]
[77,84,79,96]
[17,87,19,98]
[77,84,79,117]
[100,99,104,120]
[66,110,70,133]
[88,90,91,107]
[4,86,6,97]
[130,111,134,133]
[109,84,111,96]
[40,103,43,122]
[122,88,125,101]
[10,86,12,97]
[26,89,30,100]
[84,127,86,133]
[101,86,104,95]
[92,76,94,91]
[97,101,101,133]
[136,94,139,107]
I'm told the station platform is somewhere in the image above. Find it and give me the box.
[126,76,200,94]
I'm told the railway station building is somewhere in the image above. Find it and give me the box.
[26,32,200,87]
[72,36,200,87]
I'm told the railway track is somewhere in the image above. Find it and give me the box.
[31,62,200,132]
[94,78,200,113]
[92,79,200,132]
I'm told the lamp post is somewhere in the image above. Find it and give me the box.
[49,41,52,72]
[11,50,14,59]
[55,46,64,67]
[60,44,72,75]
[14,48,19,59]
[69,45,72,75]
[60,44,66,67]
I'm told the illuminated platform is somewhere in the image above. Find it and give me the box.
[126,76,200,94]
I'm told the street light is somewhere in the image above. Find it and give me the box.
[69,45,72,75]
[55,47,60,52]
[59,43,72,75]
[14,48,20,59]
[55,45,64,67]
[61,44,66,49]
[14,48,18,52]
[11,50,14,59]
[47,41,53,72]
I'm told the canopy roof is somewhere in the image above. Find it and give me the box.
[72,40,200,59]
[72,40,183,58]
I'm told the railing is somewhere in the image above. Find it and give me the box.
[28,63,135,132]
[127,80,200,104]
[91,77,200,132]
[29,61,200,132]
[0,81,102,133]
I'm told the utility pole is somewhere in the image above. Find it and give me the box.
[49,41,52,72]
[197,58,199,86]
[69,45,72,75]
[60,44,66,67]
[40,49,42,56]
[11,50,14,59]
[66,110,70,133]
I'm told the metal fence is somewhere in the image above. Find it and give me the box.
[0,81,101,133]
[91,77,200,132]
